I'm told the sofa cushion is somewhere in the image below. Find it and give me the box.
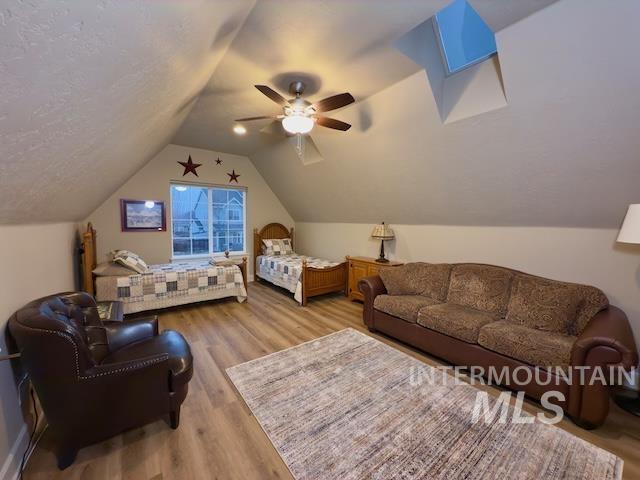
[506,275,580,334]
[373,295,442,323]
[572,284,609,336]
[446,264,514,315]
[478,320,576,370]
[417,303,499,344]
[379,263,451,300]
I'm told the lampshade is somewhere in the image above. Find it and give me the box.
[282,115,314,134]
[371,223,394,240]
[617,204,640,244]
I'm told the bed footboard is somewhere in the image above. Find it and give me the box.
[300,261,348,306]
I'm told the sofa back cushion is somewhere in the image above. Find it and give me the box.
[379,263,451,301]
[446,264,514,315]
[506,274,608,335]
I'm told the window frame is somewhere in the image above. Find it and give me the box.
[169,181,247,260]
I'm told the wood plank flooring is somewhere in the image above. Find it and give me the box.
[25,282,640,479]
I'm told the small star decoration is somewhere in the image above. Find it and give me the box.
[227,170,240,183]
[215,157,222,165]
[178,155,201,177]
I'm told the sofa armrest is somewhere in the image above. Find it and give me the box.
[571,306,638,371]
[358,275,387,329]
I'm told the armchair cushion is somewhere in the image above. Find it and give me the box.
[417,303,499,344]
[479,320,576,370]
[101,330,193,387]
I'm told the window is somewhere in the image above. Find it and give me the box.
[434,0,497,75]
[170,183,246,258]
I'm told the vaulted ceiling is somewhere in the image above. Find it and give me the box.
[2,0,638,228]
[0,0,255,223]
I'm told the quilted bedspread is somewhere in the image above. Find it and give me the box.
[96,261,247,314]
[257,254,339,303]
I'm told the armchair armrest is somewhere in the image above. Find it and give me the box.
[571,306,639,371]
[82,352,169,380]
[358,275,387,329]
[104,316,159,352]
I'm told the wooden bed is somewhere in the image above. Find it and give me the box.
[253,223,348,306]
[81,223,247,313]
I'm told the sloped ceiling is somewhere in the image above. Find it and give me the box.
[0,0,255,223]
[4,0,635,229]
[172,0,557,156]
[248,0,640,227]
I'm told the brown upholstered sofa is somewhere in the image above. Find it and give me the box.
[359,263,638,428]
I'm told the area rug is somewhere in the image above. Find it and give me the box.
[227,328,622,480]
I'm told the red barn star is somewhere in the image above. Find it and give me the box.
[178,155,201,177]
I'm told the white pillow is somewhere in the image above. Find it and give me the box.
[112,250,149,274]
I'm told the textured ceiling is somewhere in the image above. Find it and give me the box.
[172,0,557,156]
[0,0,255,223]
[249,0,640,228]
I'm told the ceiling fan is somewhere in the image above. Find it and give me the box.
[235,81,355,135]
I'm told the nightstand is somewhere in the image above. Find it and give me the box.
[346,256,403,302]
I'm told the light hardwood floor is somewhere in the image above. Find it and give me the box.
[25,282,640,479]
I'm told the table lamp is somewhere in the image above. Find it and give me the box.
[371,222,395,263]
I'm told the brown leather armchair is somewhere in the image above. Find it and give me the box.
[8,292,193,469]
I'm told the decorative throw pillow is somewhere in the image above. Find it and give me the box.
[506,275,581,334]
[262,238,293,256]
[112,250,149,274]
[379,263,451,301]
[92,262,138,277]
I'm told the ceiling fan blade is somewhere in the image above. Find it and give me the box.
[316,116,352,131]
[235,116,277,122]
[255,85,288,106]
[313,92,355,112]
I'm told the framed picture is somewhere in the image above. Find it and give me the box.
[120,199,166,232]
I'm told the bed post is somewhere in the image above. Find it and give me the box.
[241,256,248,291]
[301,258,308,307]
[253,228,260,283]
[290,227,295,251]
[81,223,97,296]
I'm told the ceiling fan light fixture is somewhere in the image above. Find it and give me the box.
[282,115,314,134]
[233,124,247,135]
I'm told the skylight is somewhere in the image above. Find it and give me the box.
[434,0,497,75]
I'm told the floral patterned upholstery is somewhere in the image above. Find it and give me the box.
[417,303,499,344]
[373,295,442,323]
[379,263,451,300]
[446,264,514,316]
[478,320,576,370]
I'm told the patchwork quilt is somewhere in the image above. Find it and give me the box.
[96,261,246,314]
[257,254,339,303]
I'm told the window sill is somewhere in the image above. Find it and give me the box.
[171,252,249,262]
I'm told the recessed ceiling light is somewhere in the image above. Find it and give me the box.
[233,124,247,135]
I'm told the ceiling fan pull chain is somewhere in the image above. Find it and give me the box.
[294,133,305,160]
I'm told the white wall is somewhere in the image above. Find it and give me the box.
[295,222,640,347]
[86,144,293,278]
[0,222,78,479]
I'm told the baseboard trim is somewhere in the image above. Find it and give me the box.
[0,424,28,480]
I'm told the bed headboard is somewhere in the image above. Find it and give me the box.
[253,223,294,269]
[81,222,97,295]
